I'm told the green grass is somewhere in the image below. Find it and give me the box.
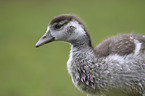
[0,0,145,96]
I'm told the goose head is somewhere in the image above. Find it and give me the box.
[35,14,91,48]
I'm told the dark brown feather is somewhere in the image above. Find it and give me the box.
[50,14,85,26]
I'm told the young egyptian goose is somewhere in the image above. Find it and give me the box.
[35,14,145,96]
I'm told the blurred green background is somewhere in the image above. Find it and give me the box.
[0,0,145,96]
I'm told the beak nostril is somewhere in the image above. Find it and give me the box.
[42,35,46,39]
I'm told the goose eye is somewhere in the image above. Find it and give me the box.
[54,23,62,29]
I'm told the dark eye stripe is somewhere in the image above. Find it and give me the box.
[53,20,69,29]
[54,23,62,29]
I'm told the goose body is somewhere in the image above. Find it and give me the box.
[35,14,145,96]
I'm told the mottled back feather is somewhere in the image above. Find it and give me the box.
[94,34,145,57]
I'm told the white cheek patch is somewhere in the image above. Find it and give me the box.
[50,27,67,40]
[66,20,86,39]
[68,20,85,35]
